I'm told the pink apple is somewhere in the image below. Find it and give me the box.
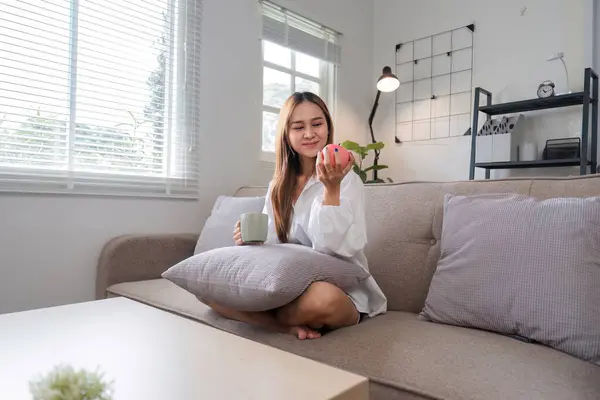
[322,144,352,168]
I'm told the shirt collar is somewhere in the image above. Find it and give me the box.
[294,174,320,208]
[305,174,320,190]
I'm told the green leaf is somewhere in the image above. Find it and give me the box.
[29,364,113,400]
[341,140,360,151]
[386,177,394,183]
[352,164,361,176]
[366,142,385,151]
[363,164,389,173]
[358,171,367,183]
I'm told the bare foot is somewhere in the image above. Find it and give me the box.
[289,325,321,340]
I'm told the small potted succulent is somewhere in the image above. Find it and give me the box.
[29,364,113,400]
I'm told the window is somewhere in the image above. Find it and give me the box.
[0,0,201,198]
[260,1,340,156]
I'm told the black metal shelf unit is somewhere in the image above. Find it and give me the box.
[469,67,598,180]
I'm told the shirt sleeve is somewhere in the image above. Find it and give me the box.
[262,181,278,244]
[307,171,367,258]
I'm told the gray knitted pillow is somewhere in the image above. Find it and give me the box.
[162,243,370,312]
[420,193,600,365]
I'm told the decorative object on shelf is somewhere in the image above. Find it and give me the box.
[394,24,475,142]
[477,116,517,136]
[547,52,571,94]
[519,141,538,161]
[29,364,113,400]
[469,68,598,180]
[340,140,392,184]
[368,66,399,182]
[542,138,581,160]
[477,119,494,136]
[476,115,526,177]
[537,80,556,98]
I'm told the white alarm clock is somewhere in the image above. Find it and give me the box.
[537,80,556,98]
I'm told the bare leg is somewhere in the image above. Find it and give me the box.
[276,282,360,330]
[205,301,321,340]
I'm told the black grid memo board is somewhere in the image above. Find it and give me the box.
[394,24,475,143]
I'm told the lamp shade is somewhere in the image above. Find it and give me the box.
[547,52,565,61]
[376,66,400,92]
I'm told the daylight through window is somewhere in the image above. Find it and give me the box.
[0,0,201,197]
[260,1,341,155]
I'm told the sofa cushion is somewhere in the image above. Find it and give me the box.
[107,279,600,400]
[420,193,600,365]
[162,243,370,312]
[364,175,600,313]
[194,195,265,255]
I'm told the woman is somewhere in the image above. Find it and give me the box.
[209,92,387,340]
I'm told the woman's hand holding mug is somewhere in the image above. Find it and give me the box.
[233,220,244,246]
[233,213,269,245]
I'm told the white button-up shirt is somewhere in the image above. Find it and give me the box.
[262,171,387,317]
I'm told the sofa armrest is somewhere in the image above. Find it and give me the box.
[96,234,198,299]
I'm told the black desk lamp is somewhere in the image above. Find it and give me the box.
[368,66,400,181]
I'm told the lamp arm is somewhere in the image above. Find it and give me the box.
[560,58,570,94]
[368,90,382,181]
[368,90,382,134]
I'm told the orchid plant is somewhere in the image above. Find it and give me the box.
[341,140,392,184]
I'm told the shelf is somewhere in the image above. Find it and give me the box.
[478,92,590,116]
[469,69,598,180]
[475,158,592,170]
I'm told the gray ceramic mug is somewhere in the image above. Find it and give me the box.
[240,212,269,244]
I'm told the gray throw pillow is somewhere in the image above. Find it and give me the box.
[163,243,370,312]
[194,196,265,255]
[420,193,600,365]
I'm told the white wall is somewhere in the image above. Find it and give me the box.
[0,0,374,314]
[373,0,587,181]
[0,196,204,314]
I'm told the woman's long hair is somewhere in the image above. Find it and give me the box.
[271,92,334,243]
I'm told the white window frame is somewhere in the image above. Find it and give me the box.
[259,0,341,164]
[261,42,337,163]
[0,0,200,199]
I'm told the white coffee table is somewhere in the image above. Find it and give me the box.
[0,297,368,399]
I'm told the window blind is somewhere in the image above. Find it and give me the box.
[0,0,202,198]
[261,1,341,65]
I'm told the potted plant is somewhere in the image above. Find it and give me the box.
[341,140,392,184]
[29,364,113,400]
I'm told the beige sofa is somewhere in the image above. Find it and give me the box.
[97,175,600,400]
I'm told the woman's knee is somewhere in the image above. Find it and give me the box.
[204,300,235,318]
[301,282,351,319]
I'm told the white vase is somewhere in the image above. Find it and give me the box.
[520,142,537,161]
